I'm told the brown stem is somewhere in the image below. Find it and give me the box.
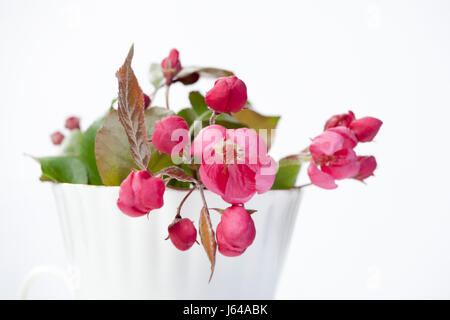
[299,183,312,188]
[176,187,195,219]
[209,111,219,126]
[165,84,170,109]
[298,146,312,162]
[194,169,209,209]
[197,183,209,209]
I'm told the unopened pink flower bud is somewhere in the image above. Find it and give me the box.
[354,156,377,181]
[216,206,256,257]
[324,111,355,130]
[349,117,382,142]
[161,48,182,85]
[167,218,197,251]
[50,131,64,145]
[65,117,80,130]
[205,76,247,113]
[117,170,165,217]
[143,93,151,110]
[152,116,189,156]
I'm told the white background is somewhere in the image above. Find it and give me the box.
[1,0,450,299]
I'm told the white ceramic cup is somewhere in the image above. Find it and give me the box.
[20,183,302,299]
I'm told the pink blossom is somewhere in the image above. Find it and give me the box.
[308,128,360,189]
[323,111,382,143]
[117,170,165,217]
[324,111,355,130]
[349,117,383,142]
[167,218,197,251]
[161,48,182,85]
[216,206,256,257]
[65,117,80,130]
[354,156,377,181]
[152,116,189,156]
[192,125,276,204]
[205,76,247,113]
[50,131,64,145]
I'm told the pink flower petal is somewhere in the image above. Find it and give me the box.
[327,127,358,149]
[349,117,383,142]
[307,162,338,189]
[152,116,188,155]
[354,155,377,180]
[223,165,256,204]
[310,130,345,159]
[191,125,226,158]
[324,111,355,130]
[117,172,147,217]
[205,78,231,113]
[199,163,229,197]
[205,76,247,113]
[216,223,246,257]
[227,77,248,113]
[226,127,268,164]
[255,156,276,194]
[321,148,360,180]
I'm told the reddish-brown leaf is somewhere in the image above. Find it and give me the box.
[116,45,150,170]
[231,109,280,149]
[211,208,257,215]
[156,166,198,184]
[199,206,217,282]
[173,67,234,85]
[210,208,225,214]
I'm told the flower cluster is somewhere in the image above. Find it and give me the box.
[40,46,383,280]
[116,48,268,257]
[112,49,382,263]
[307,112,382,189]
[50,116,80,145]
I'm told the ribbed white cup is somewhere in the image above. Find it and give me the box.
[25,184,302,299]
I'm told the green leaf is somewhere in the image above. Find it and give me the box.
[95,109,135,186]
[183,91,247,131]
[145,106,175,138]
[34,156,88,184]
[232,109,280,149]
[194,67,234,78]
[167,179,192,189]
[181,110,246,135]
[62,130,83,157]
[189,91,208,115]
[271,156,301,190]
[178,107,198,127]
[95,107,176,186]
[214,113,246,129]
[79,115,106,185]
[148,144,175,173]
